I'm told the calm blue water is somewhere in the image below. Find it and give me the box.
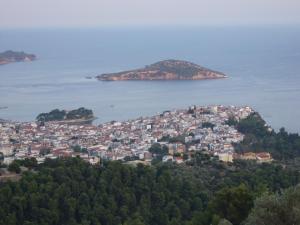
[0,26,300,132]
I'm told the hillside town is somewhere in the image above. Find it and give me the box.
[0,105,272,166]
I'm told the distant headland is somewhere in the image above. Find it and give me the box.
[96,59,227,81]
[36,107,96,124]
[0,50,36,65]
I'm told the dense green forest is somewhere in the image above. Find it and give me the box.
[1,155,300,225]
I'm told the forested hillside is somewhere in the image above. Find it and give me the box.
[231,113,300,160]
[0,155,299,225]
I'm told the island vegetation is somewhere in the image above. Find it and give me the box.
[0,51,36,65]
[97,60,226,81]
[36,107,95,123]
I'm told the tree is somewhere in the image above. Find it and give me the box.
[244,186,300,225]
[202,122,215,129]
[21,158,38,169]
[226,117,238,127]
[149,143,168,162]
[40,148,51,156]
[208,184,254,225]
[148,143,168,155]
[8,161,21,173]
[0,152,4,165]
[0,157,300,225]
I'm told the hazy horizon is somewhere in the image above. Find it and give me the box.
[1,0,300,28]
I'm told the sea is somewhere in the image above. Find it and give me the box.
[0,26,300,132]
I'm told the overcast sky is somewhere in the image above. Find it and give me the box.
[1,0,300,28]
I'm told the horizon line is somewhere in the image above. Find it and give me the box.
[1,23,300,30]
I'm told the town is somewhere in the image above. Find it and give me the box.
[0,105,272,166]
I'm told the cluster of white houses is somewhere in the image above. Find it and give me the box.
[0,105,272,165]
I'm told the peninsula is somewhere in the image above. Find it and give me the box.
[36,107,95,124]
[97,59,226,81]
[0,50,36,65]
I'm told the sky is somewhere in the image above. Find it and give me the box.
[1,0,300,28]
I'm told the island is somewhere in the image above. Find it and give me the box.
[0,50,36,65]
[96,59,227,81]
[36,107,95,124]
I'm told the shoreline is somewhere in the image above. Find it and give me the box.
[97,76,228,81]
[35,116,98,125]
[55,117,97,125]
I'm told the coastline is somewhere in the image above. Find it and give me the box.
[50,116,97,125]
[97,75,228,81]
